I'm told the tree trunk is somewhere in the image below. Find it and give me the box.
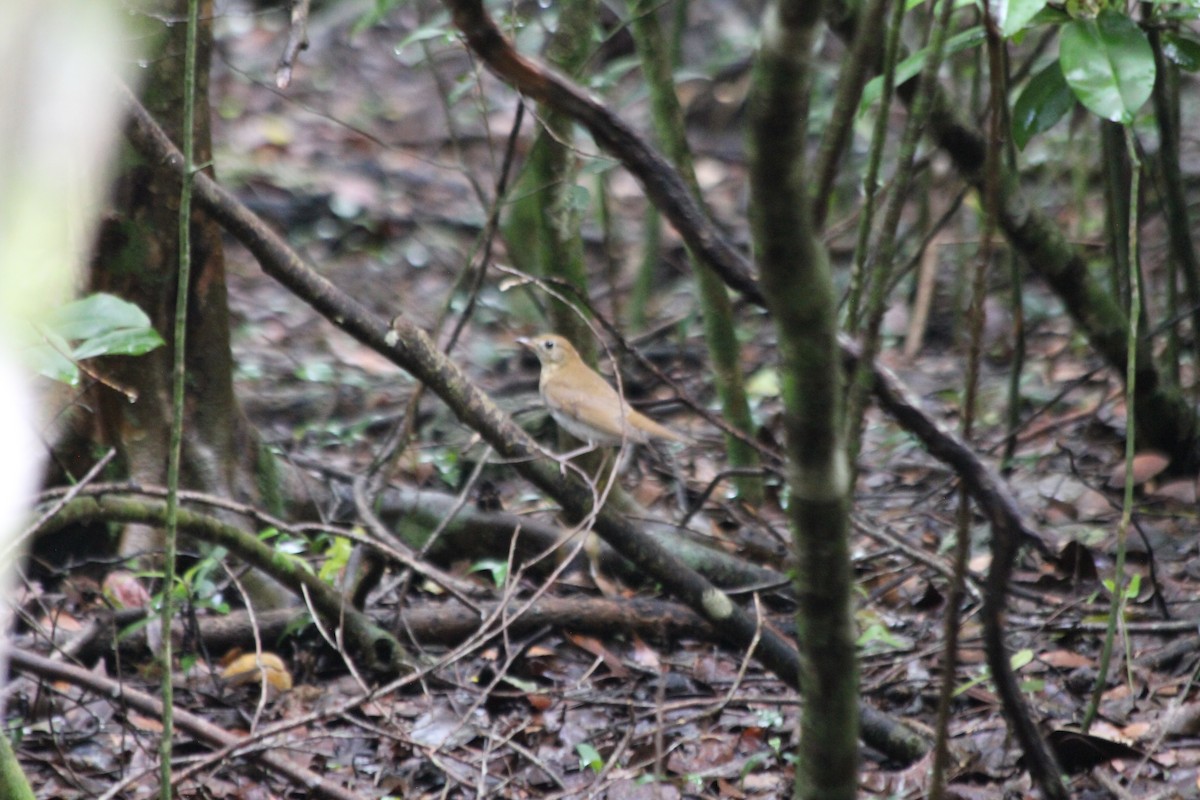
[748,0,859,796]
[87,0,289,607]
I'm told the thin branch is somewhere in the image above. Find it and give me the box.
[275,0,312,89]
[160,0,201,791]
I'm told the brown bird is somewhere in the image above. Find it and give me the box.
[517,334,690,447]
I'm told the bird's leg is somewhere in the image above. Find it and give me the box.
[554,442,601,462]
[598,447,623,500]
[661,444,690,510]
[612,442,636,477]
[568,445,623,536]
[489,442,595,484]
[539,441,601,477]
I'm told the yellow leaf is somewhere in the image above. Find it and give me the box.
[220,652,293,692]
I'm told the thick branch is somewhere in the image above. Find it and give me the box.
[64,596,716,664]
[748,0,859,792]
[374,483,790,591]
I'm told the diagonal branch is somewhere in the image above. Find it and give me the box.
[446,0,763,305]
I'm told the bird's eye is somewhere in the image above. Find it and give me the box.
[544,341,555,350]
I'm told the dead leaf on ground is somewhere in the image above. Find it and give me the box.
[220,651,294,692]
[1107,451,1170,488]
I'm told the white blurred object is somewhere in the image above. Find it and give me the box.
[0,352,38,582]
[0,1,129,692]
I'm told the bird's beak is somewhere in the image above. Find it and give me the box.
[516,337,532,349]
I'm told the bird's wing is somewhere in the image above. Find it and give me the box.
[548,369,649,443]
[626,408,691,444]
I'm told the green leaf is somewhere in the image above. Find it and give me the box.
[467,558,508,587]
[1103,572,1141,600]
[295,361,336,382]
[861,27,986,115]
[1059,10,1155,124]
[576,743,604,773]
[27,331,79,385]
[423,448,462,488]
[739,752,769,778]
[1161,31,1200,70]
[282,612,315,639]
[318,536,353,584]
[1010,648,1035,670]
[30,293,163,385]
[47,293,154,341]
[1012,61,1075,149]
[745,367,780,399]
[71,328,165,360]
[500,675,540,693]
[1001,0,1050,37]
[394,19,453,57]
[856,621,912,653]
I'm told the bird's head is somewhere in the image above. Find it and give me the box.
[517,334,578,369]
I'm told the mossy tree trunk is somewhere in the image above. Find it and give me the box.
[629,0,764,505]
[747,0,858,796]
[503,0,597,368]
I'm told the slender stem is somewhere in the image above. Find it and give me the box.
[1082,127,1141,733]
[844,0,903,332]
[629,0,762,503]
[931,11,1004,797]
[846,0,955,467]
[160,0,200,794]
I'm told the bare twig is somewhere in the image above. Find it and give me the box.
[11,447,116,559]
[274,0,312,89]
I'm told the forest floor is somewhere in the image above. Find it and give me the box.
[14,0,1200,798]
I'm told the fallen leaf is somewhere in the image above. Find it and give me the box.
[1151,479,1197,504]
[102,571,152,610]
[1039,650,1093,669]
[566,632,629,678]
[128,712,163,733]
[220,651,293,692]
[1107,451,1169,488]
[1046,727,1142,773]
